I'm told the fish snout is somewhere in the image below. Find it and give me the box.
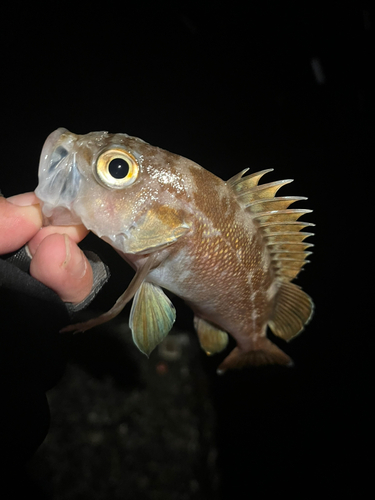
[35,128,82,223]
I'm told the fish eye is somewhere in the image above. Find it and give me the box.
[96,148,139,189]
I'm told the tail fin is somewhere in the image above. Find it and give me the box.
[217,338,293,374]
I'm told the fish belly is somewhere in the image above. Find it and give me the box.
[147,236,275,343]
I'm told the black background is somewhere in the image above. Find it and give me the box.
[1,1,372,497]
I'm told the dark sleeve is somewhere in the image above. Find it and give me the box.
[0,249,109,486]
[0,257,70,476]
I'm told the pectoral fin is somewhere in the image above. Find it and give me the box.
[130,281,176,356]
[127,206,190,254]
[194,316,229,355]
[61,253,160,333]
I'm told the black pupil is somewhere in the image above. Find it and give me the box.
[108,158,129,179]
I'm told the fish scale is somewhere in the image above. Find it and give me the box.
[174,184,271,336]
[35,128,314,372]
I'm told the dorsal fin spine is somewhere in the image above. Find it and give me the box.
[226,168,250,186]
[230,168,314,282]
[244,196,307,212]
[230,169,274,191]
[238,179,293,204]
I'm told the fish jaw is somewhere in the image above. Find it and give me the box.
[35,128,85,225]
[35,128,147,251]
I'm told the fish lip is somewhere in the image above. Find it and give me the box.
[40,127,69,162]
[35,128,82,224]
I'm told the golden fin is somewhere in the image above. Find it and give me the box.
[239,179,293,204]
[129,281,176,357]
[265,231,314,244]
[272,251,312,262]
[276,268,306,280]
[226,168,249,185]
[245,196,306,213]
[228,168,273,190]
[262,227,314,282]
[261,222,315,235]
[253,209,312,224]
[217,338,292,374]
[229,170,314,282]
[127,206,190,254]
[268,281,314,341]
[194,316,229,355]
[267,241,314,252]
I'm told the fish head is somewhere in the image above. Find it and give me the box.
[35,128,191,255]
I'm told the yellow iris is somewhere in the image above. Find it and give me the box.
[96,148,139,189]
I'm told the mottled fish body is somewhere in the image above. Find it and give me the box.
[35,128,314,371]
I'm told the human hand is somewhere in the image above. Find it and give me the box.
[0,193,93,303]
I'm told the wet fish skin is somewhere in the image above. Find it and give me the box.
[35,128,314,372]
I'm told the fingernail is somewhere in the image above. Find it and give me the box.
[7,193,40,206]
[62,234,87,279]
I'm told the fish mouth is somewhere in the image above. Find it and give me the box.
[35,128,83,225]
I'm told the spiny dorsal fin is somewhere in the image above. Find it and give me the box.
[227,168,250,186]
[261,222,315,235]
[265,231,314,244]
[267,241,314,252]
[228,169,274,191]
[229,169,314,282]
[245,196,306,213]
[268,281,314,341]
[239,179,293,204]
[253,209,312,224]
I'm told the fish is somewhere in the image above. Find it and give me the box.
[35,128,314,372]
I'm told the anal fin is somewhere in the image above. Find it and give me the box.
[194,316,229,355]
[217,338,293,374]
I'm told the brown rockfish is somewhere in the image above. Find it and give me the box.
[35,128,314,372]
